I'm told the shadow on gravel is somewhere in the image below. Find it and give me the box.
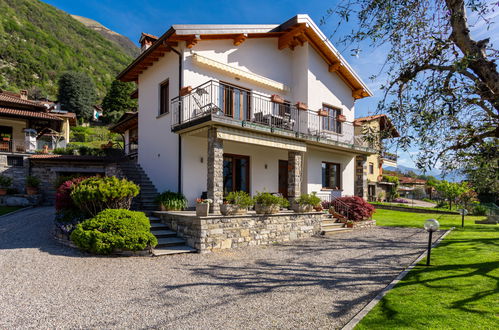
[161,228,434,319]
[0,207,85,257]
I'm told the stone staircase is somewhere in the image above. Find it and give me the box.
[321,215,352,236]
[148,214,196,256]
[118,161,159,211]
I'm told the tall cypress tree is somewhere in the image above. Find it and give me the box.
[101,80,137,124]
[58,71,97,122]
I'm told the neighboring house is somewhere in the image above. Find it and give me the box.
[117,14,376,211]
[354,114,400,201]
[110,111,138,157]
[0,90,75,153]
[398,176,433,199]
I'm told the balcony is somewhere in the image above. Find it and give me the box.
[0,139,33,154]
[171,80,374,153]
[381,151,398,166]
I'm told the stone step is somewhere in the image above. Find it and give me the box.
[322,219,341,225]
[152,245,197,256]
[321,222,344,229]
[152,230,177,238]
[156,237,186,247]
[322,227,352,236]
[148,216,161,223]
[150,222,169,229]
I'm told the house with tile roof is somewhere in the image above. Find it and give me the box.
[117,14,379,211]
[354,114,400,201]
[0,90,76,154]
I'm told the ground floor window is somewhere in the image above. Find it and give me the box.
[223,154,250,194]
[369,162,374,174]
[322,162,341,189]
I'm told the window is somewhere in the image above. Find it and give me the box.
[369,162,374,174]
[223,154,250,194]
[159,79,169,115]
[219,82,251,121]
[322,162,341,189]
[321,104,342,133]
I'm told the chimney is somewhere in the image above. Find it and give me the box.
[20,90,28,100]
[139,33,157,53]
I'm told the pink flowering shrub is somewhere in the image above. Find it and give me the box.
[55,177,87,211]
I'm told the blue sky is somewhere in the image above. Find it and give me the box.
[44,0,494,170]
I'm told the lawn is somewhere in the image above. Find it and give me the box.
[356,209,498,329]
[0,206,22,216]
[370,201,460,214]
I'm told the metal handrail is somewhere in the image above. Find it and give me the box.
[171,80,371,148]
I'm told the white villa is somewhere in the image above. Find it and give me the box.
[117,14,375,213]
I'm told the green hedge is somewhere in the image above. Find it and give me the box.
[70,209,157,254]
[71,176,139,216]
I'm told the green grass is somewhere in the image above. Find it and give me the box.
[0,206,22,216]
[356,209,498,329]
[370,201,460,213]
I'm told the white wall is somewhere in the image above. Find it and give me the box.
[307,44,355,120]
[305,148,356,196]
[138,51,180,193]
[181,136,288,206]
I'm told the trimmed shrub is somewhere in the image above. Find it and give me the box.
[0,175,12,188]
[157,191,187,211]
[336,196,375,221]
[71,176,139,216]
[26,175,41,188]
[55,177,87,211]
[296,192,321,206]
[253,192,289,208]
[225,191,254,208]
[70,209,157,254]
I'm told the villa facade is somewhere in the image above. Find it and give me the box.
[118,14,377,212]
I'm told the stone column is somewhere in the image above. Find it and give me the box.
[207,127,223,214]
[355,155,368,200]
[288,151,302,201]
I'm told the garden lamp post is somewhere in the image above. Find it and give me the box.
[459,208,468,228]
[424,219,440,266]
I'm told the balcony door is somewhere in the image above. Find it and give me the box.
[223,154,250,195]
[219,82,251,121]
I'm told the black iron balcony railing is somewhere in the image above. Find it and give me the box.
[171,80,369,148]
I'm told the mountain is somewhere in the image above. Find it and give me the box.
[0,0,135,99]
[71,15,139,58]
[384,165,466,182]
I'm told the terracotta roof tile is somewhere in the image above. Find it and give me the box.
[0,107,62,121]
[0,92,46,108]
[29,154,110,161]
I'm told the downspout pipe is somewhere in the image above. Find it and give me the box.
[169,46,183,194]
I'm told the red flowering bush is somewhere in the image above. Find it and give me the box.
[55,177,87,211]
[336,196,375,221]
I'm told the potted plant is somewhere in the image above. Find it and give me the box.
[195,198,212,216]
[295,102,308,111]
[221,191,254,215]
[337,114,347,122]
[0,175,12,195]
[317,109,328,117]
[293,192,321,213]
[26,176,40,195]
[253,192,289,215]
[271,94,285,104]
[345,220,354,228]
[156,191,187,211]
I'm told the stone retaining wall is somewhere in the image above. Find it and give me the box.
[351,219,376,228]
[155,211,324,253]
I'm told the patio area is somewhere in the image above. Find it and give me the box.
[0,207,442,329]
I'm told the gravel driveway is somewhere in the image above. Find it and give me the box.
[0,207,441,329]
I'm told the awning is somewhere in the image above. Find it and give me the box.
[191,53,290,93]
[216,126,306,152]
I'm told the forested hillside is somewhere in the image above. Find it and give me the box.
[0,0,135,99]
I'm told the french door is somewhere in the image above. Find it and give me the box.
[223,154,250,195]
[278,160,289,198]
[219,83,251,121]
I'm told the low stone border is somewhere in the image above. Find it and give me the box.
[371,203,458,215]
[341,227,455,330]
[349,219,376,229]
